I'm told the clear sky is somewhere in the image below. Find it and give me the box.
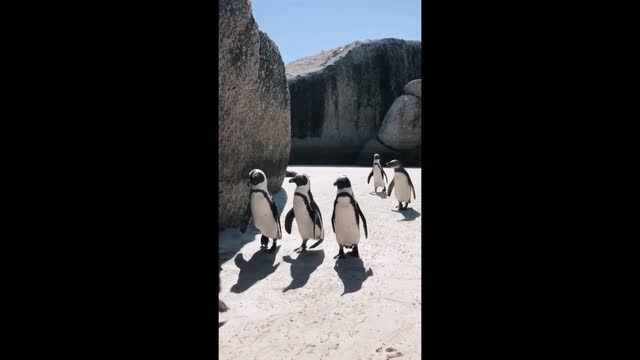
[252,0,421,65]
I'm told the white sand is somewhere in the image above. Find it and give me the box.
[219,166,421,360]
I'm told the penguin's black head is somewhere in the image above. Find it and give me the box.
[333,176,351,189]
[373,153,380,160]
[288,174,309,186]
[248,169,266,186]
[386,159,402,168]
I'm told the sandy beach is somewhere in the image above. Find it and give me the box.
[219,166,421,360]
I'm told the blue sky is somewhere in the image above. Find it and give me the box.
[252,0,421,64]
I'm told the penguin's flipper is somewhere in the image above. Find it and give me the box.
[311,200,323,229]
[387,178,395,196]
[367,169,373,184]
[267,198,282,237]
[284,208,295,234]
[356,202,368,238]
[331,199,337,233]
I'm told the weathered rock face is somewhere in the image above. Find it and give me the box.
[378,94,422,150]
[355,138,422,167]
[219,0,291,229]
[286,39,421,164]
[355,78,422,167]
[404,79,421,98]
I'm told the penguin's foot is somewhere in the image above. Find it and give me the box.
[349,246,360,258]
[309,239,324,249]
[383,187,386,192]
[260,235,268,248]
[267,240,277,253]
[334,246,345,259]
[295,240,308,253]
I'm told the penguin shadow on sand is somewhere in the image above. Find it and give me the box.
[392,208,421,222]
[282,250,325,292]
[218,190,288,266]
[369,191,388,199]
[334,257,374,296]
[230,245,281,293]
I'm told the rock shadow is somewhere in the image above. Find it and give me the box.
[392,208,421,222]
[282,250,325,292]
[334,256,373,295]
[230,246,281,293]
[218,189,288,265]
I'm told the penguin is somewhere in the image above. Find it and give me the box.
[239,169,282,252]
[367,153,388,193]
[284,173,325,253]
[386,159,417,210]
[331,176,368,259]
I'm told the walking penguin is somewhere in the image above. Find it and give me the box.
[331,176,368,259]
[386,159,416,210]
[284,173,325,253]
[239,169,282,252]
[367,153,388,193]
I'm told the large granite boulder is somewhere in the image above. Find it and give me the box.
[286,39,421,164]
[219,0,291,229]
[356,78,422,166]
[404,79,421,98]
[378,93,421,150]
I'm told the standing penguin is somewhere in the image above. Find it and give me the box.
[386,159,417,210]
[331,176,368,259]
[367,153,388,193]
[239,169,282,252]
[284,173,325,253]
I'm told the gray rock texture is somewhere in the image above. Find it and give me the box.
[377,94,422,150]
[355,138,401,165]
[403,79,421,98]
[218,0,291,229]
[355,138,421,167]
[286,39,421,164]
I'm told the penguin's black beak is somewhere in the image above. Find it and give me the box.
[288,178,295,183]
[333,180,337,186]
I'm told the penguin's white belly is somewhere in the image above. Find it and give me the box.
[334,202,360,246]
[251,194,281,239]
[394,173,412,202]
[373,167,385,187]
[293,197,323,240]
